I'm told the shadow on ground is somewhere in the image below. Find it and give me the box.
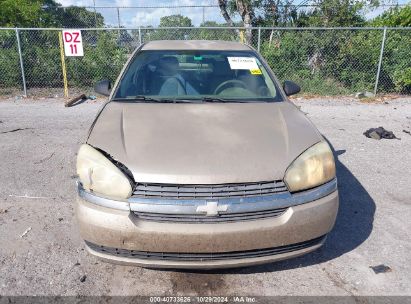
[171,142,376,275]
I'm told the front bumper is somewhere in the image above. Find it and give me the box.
[75,180,338,269]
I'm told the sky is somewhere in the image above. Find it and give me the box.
[57,0,410,27]
[57,0,233,27]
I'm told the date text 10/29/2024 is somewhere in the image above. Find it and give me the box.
[149,296,257,303]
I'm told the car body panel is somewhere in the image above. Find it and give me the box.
[87,101,321,184]
[141,40,252,51]
[76,190,338,254]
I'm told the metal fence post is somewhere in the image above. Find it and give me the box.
[15,28,27,97]
[374,27,387,96]
[138,27,142,45]
[117,7,121,29]
[93,0,97,27]
[257,27,261,52]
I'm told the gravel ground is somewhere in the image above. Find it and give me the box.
[0,97,410,296]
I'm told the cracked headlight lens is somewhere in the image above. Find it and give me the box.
[76,144,132,199]
[284,141,336,192]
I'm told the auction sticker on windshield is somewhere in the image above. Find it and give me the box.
[227,57,259,70]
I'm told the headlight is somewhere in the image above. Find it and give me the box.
[76,144,132,199]
[284,141,336,192]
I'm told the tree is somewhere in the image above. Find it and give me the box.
[299,0,367,26]
[147,15,193,41]
[217,0,308,44]
[42,0,105,28]
[0,0,43,27]
[218,0,254,44]
[198,21,235,40]
[254,0,298,27]
[0,0,105,28]
[159,14,192,27]
[370,5,411,27]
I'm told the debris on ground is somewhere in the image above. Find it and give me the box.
[80,275,87,282]
[34,152,55,164]
[65,94,87,107]
[9,194,51,199]
[20,227,32,238]
[58,217,63,222]
[355,91,374,99]
[87,95,97,100]
[74,262,80,266]
[370,264,392,274]
[364,127,399,140]
[0,128,33,134]
[403,129,411,135]
[0,208,8,214]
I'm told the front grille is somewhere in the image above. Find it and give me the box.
[133,207,288,223]
[86,235,325,262]
[133,180,288,199]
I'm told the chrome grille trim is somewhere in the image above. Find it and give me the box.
[85,235,326,261]
[133,207,288,223]
[128,179,337,215]
[77,178,338,216]
[133,180,288,199]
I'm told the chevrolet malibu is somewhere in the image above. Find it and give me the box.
[75,40,338,269]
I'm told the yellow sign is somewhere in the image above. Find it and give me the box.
[250,68,262,75]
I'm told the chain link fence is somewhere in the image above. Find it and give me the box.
[1,27,410,97]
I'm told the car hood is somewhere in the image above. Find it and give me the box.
[87,101,322,184]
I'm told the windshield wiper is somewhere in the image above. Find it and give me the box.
[201,97,246,103]
[113,96,188,103]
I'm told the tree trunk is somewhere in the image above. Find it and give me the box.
[235,0,254,45]
[218,0,240,40]
[218,0,235,27]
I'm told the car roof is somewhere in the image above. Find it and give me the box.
[141,40,253,51]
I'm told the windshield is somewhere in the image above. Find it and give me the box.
[113,50,283,102]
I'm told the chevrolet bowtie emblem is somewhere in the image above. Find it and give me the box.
[196,201,228,216]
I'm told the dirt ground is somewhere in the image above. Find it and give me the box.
[0,97,410,296]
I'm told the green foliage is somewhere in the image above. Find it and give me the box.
[301,0,367,26]
[0,0,43,27]
[43,4,105,28]
[379,30,411,93]
[370,5,411,27]
[146,15,194,41]
[0,30,128,90]
[159,14,192,27]
[197,21,237,40]
[20,31,63,87]
[66,32,128,87]
[0,0,105,28]
[1,27,410,95]
[0,30,21,88]
[259,29,405,95]
[394,68,411,91]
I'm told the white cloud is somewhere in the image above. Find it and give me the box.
[364,7,389,20]
[57,0,94,6]
[55,0,235,27]
[126,0,230,26]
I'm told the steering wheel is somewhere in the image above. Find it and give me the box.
[214,80,247,95]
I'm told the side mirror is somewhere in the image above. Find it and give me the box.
[283,80,301,96]
[94,79,112,96]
